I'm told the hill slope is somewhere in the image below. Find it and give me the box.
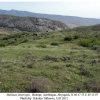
[1,9,100,28]
[0,24,100,92]
[0,14,68,32]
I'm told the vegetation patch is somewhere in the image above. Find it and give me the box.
[85,79,100,92]
[43,55,59,62]
[27,76,53,92]
[36,44,47,48]
[51,42,59,46]
[0,24,100,92]
[64,35,72,41]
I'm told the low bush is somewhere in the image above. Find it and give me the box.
[21,39,28,43]
[0,43,7,47]
[79,39,94,47]
[51,42,59,46]
[27,77,53,92]
[91,45,100,50]
[36,44,46,48]
[85,79,100,92]
[64,36,72,41]
[78,38,100,47]
[73,34,79,39]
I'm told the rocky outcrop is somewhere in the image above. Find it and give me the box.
[1,9,100,28]
[0,14,68,32]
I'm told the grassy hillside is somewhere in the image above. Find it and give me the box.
[0,25,100,92]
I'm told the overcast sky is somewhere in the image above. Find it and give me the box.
[0,0,100,18]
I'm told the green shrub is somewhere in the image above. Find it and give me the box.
[73,34,79,39]
[28,77,53,92]
[26,63,34,68]
[85,79,100,92]
[9,40,15,45]
[33,33,37,36]
[21,39,28,43]
[79,38,100,47]
[64,36,72,41]
[79,39,94,47]
[36,44,46,48]
[51,42,59,46]
[0,43,7,47]
[91,45,100,50]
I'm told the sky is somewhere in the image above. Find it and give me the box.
[0,0,100,18]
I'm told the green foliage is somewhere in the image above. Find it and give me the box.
[20,39,28,43]
[36,44,47,48]
[0,24,100,92]
[64,34,79,42]
[0,43,6,47]
[79,39,94,47]
[64,35,72,41]
[73,34,79,39]
[51,42,59,46]
[92,24,100,31]
[91,45,100,50]
[79,39,100,47]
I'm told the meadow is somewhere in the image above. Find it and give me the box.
[0,25,100,92]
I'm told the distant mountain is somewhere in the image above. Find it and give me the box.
[0,14,68,32]
[0,9,100,28]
